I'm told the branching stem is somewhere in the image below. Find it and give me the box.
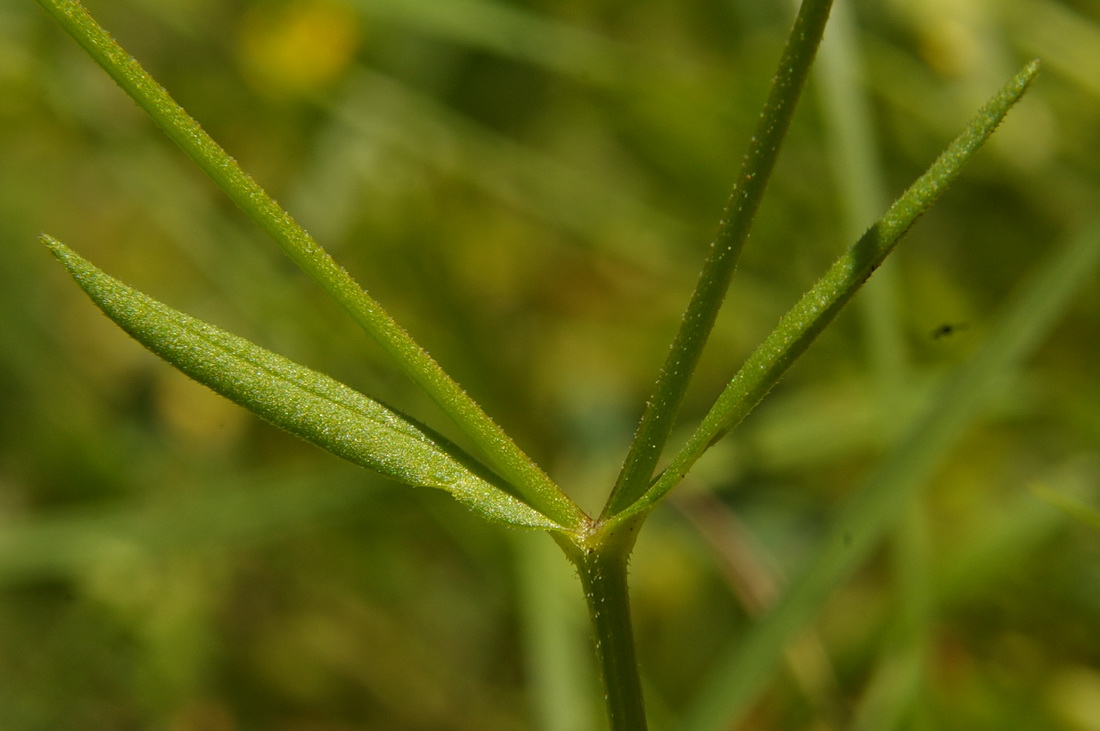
[603,0,834,519]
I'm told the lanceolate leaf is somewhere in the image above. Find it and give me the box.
[602,0,834,518]
[44,237,564,532]
[35,0,585,532]
[608,58,1041,525]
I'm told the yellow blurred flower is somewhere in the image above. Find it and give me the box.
[239,0,361,97]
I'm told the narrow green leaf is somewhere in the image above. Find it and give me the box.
[34,0,586,531]
[602,0,835,519]
[612,59,1041,524]
[43,237,564,532]
[684,214,1100,731]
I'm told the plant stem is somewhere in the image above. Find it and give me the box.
[35,0,585,531]
[602,0,834,519]
[564,521,647,731]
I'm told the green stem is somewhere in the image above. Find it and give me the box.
[35,0,585,531]
[563,521,647,731]
[602,0,834,519]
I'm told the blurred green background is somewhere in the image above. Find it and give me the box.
[2,0,1100,728]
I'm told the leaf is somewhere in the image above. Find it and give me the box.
[35,0,585,531]
[683,215,1100,731]
[602,0,835,519]
[609,58,1042,525]
[43,236,564,532]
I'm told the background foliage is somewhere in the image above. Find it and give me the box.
[2,0,1099,728]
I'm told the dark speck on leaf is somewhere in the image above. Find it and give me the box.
[931,322,969,340]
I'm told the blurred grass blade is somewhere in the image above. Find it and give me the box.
[684,217,1100,731]
[34,0,586,531]
[814,0,907,396]
[0,465,373,586]
[602,0,835,519]
[513,533,596,731]
[1030,483,1100,531]
[354,0,630,86]
[615,59,1041,524]
[316,69,691,273]
[43,237,564,532]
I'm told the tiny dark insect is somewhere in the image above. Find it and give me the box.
[931,322,969,340]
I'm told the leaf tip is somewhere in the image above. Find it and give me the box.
[40,234,77,268]
[39,233,62,252]
[1021,58,1042,87]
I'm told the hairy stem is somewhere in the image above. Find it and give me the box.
[562,520,647,731]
